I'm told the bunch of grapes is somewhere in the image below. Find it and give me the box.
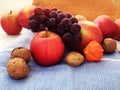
[29,7,82,47]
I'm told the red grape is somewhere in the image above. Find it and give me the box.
[60,18,71,30]
[70,17,78,24]
[62,32,73,43]
[47,18,57,28]
[57,13,66,22]
[43,8,50,17]
[71,23,81,34]
[65,13,72,18]
[72,34,82,44]
[38,15,47,23]
[34,7,43,15]
[49,11,58,18]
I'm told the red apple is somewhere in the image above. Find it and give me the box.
[114,18,120,41]
[74,20,103,52]
[30,30,65,66]
[0,17,1,25]
[93,15,119,39]
[18,5,36,29]
[1,11,22,35]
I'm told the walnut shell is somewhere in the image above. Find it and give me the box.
[7,58,29,79]
[102,38,117,53]
[11,47,31,64]
[64,51,84,67]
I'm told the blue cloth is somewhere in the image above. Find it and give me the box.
[0,30,120,90]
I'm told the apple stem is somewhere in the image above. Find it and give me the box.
[10,11,12,14]
[45,28,48,37]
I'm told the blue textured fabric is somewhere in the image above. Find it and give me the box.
[0,30,120,90]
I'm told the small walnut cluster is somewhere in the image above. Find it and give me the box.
[102,38,117,54]
[6,47,31,80]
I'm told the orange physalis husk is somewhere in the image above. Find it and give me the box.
[83,40,104,62]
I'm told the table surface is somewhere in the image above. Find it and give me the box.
[0,0,33,51]
[0,26,27,51]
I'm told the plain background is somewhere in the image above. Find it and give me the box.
[0,0,33,16]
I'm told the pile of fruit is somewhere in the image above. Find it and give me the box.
[0,5,120,79]
[29,7,81,46]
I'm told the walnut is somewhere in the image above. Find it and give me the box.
[64,51,84,67]
[102,38,117,54]
[11,47,31,64]
[7,58,29,79]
